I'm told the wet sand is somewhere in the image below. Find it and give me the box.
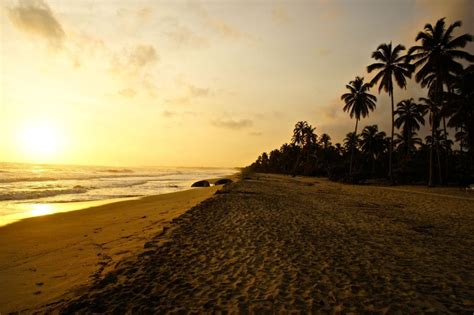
[54,174,474,313]
[0,184,222,313]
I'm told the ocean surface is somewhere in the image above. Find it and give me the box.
[0,162,236,226]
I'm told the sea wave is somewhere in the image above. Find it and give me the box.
[44,194,142,203]
[98,169,134,173]
[0,173,180,184]
[0,188,89,201]
[0,179,154,201]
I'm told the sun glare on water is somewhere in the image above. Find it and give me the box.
[18,122,64,161]
[30,204,54,217]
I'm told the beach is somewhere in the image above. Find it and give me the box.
[2,173,474,313]
[0,183,223,313]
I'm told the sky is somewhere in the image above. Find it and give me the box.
[0,0,473,167]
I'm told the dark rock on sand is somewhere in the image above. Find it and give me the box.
[214,178,233,185]
[191,180,210,187]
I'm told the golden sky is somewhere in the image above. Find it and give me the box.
[0,0,473,167]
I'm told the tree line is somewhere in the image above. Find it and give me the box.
[246,18,473,186]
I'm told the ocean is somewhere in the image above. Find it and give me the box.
[0,162,236,226]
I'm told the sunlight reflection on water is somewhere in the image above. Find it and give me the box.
[30,204,54,217]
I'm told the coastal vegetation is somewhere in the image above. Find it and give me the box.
[247,18,473,186]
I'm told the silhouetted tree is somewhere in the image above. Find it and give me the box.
[367,42,413,181]
[409,17,473,185]
[360,125,386,176]
[341,76,377,175]
[394,98,427,156]
[445,65,474,154]
[291,121,317,175]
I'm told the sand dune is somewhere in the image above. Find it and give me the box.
[54,174,474,313]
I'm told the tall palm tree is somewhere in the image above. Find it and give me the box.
[408,18,473,185]
[420,96,443,183]
[394,98,427,156]
[445,65,474,155]
[341,76,377,175]
[367,42,414,181]
[360,125,386,175]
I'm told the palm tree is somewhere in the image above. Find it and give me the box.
[335,143,344,157]
[291,121,308,147]
[303,125,317,148]
[394,98,427,156]
[420,96,443,183]
[409,18,473,90]
[408,18,473,185]
[344,132,360,153]
[341,76,377,175]
[395,132,423,155]
[360,125,387,175]
[291,121,317,175]
[367,42,414,181]
[319,133,332,150]
[444,65,474,155]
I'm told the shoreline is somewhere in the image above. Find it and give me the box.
[0,176,237,228]
[0,197,139,228]
[57,174,473,313]
[0,178,232,313]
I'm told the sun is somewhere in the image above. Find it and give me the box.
[18,122,63,161]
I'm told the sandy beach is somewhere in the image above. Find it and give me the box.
[2,174,474,313]
[45,173,474,313]
[0,183,223,313]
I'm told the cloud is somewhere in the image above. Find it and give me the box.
[165,96,190,106]
[164,83,209,106]
[137,7,152,19]
[272,7,291,25]
[127,44,158,68]
[212,118,253,130]
[320,102,339,120]
[189,2,249,41]
[162,17,209,49]
[188,84,210,97]
[162,110,176,117]
[162,110,200,118]
[7,0,65,48]
[110,44,158,77]
[118,88,137,98]
[317,48,332,57]
[174,77,211,99]
[108,44,159,97]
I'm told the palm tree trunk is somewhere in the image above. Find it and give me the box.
[349,118,359,176]
[428,111,435,187]
[371,155,376,177]
[292,148,301,177]
[389,90,394,182]
[406,131,410,157]
[442,116,449,183]
[435,138,443,184]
